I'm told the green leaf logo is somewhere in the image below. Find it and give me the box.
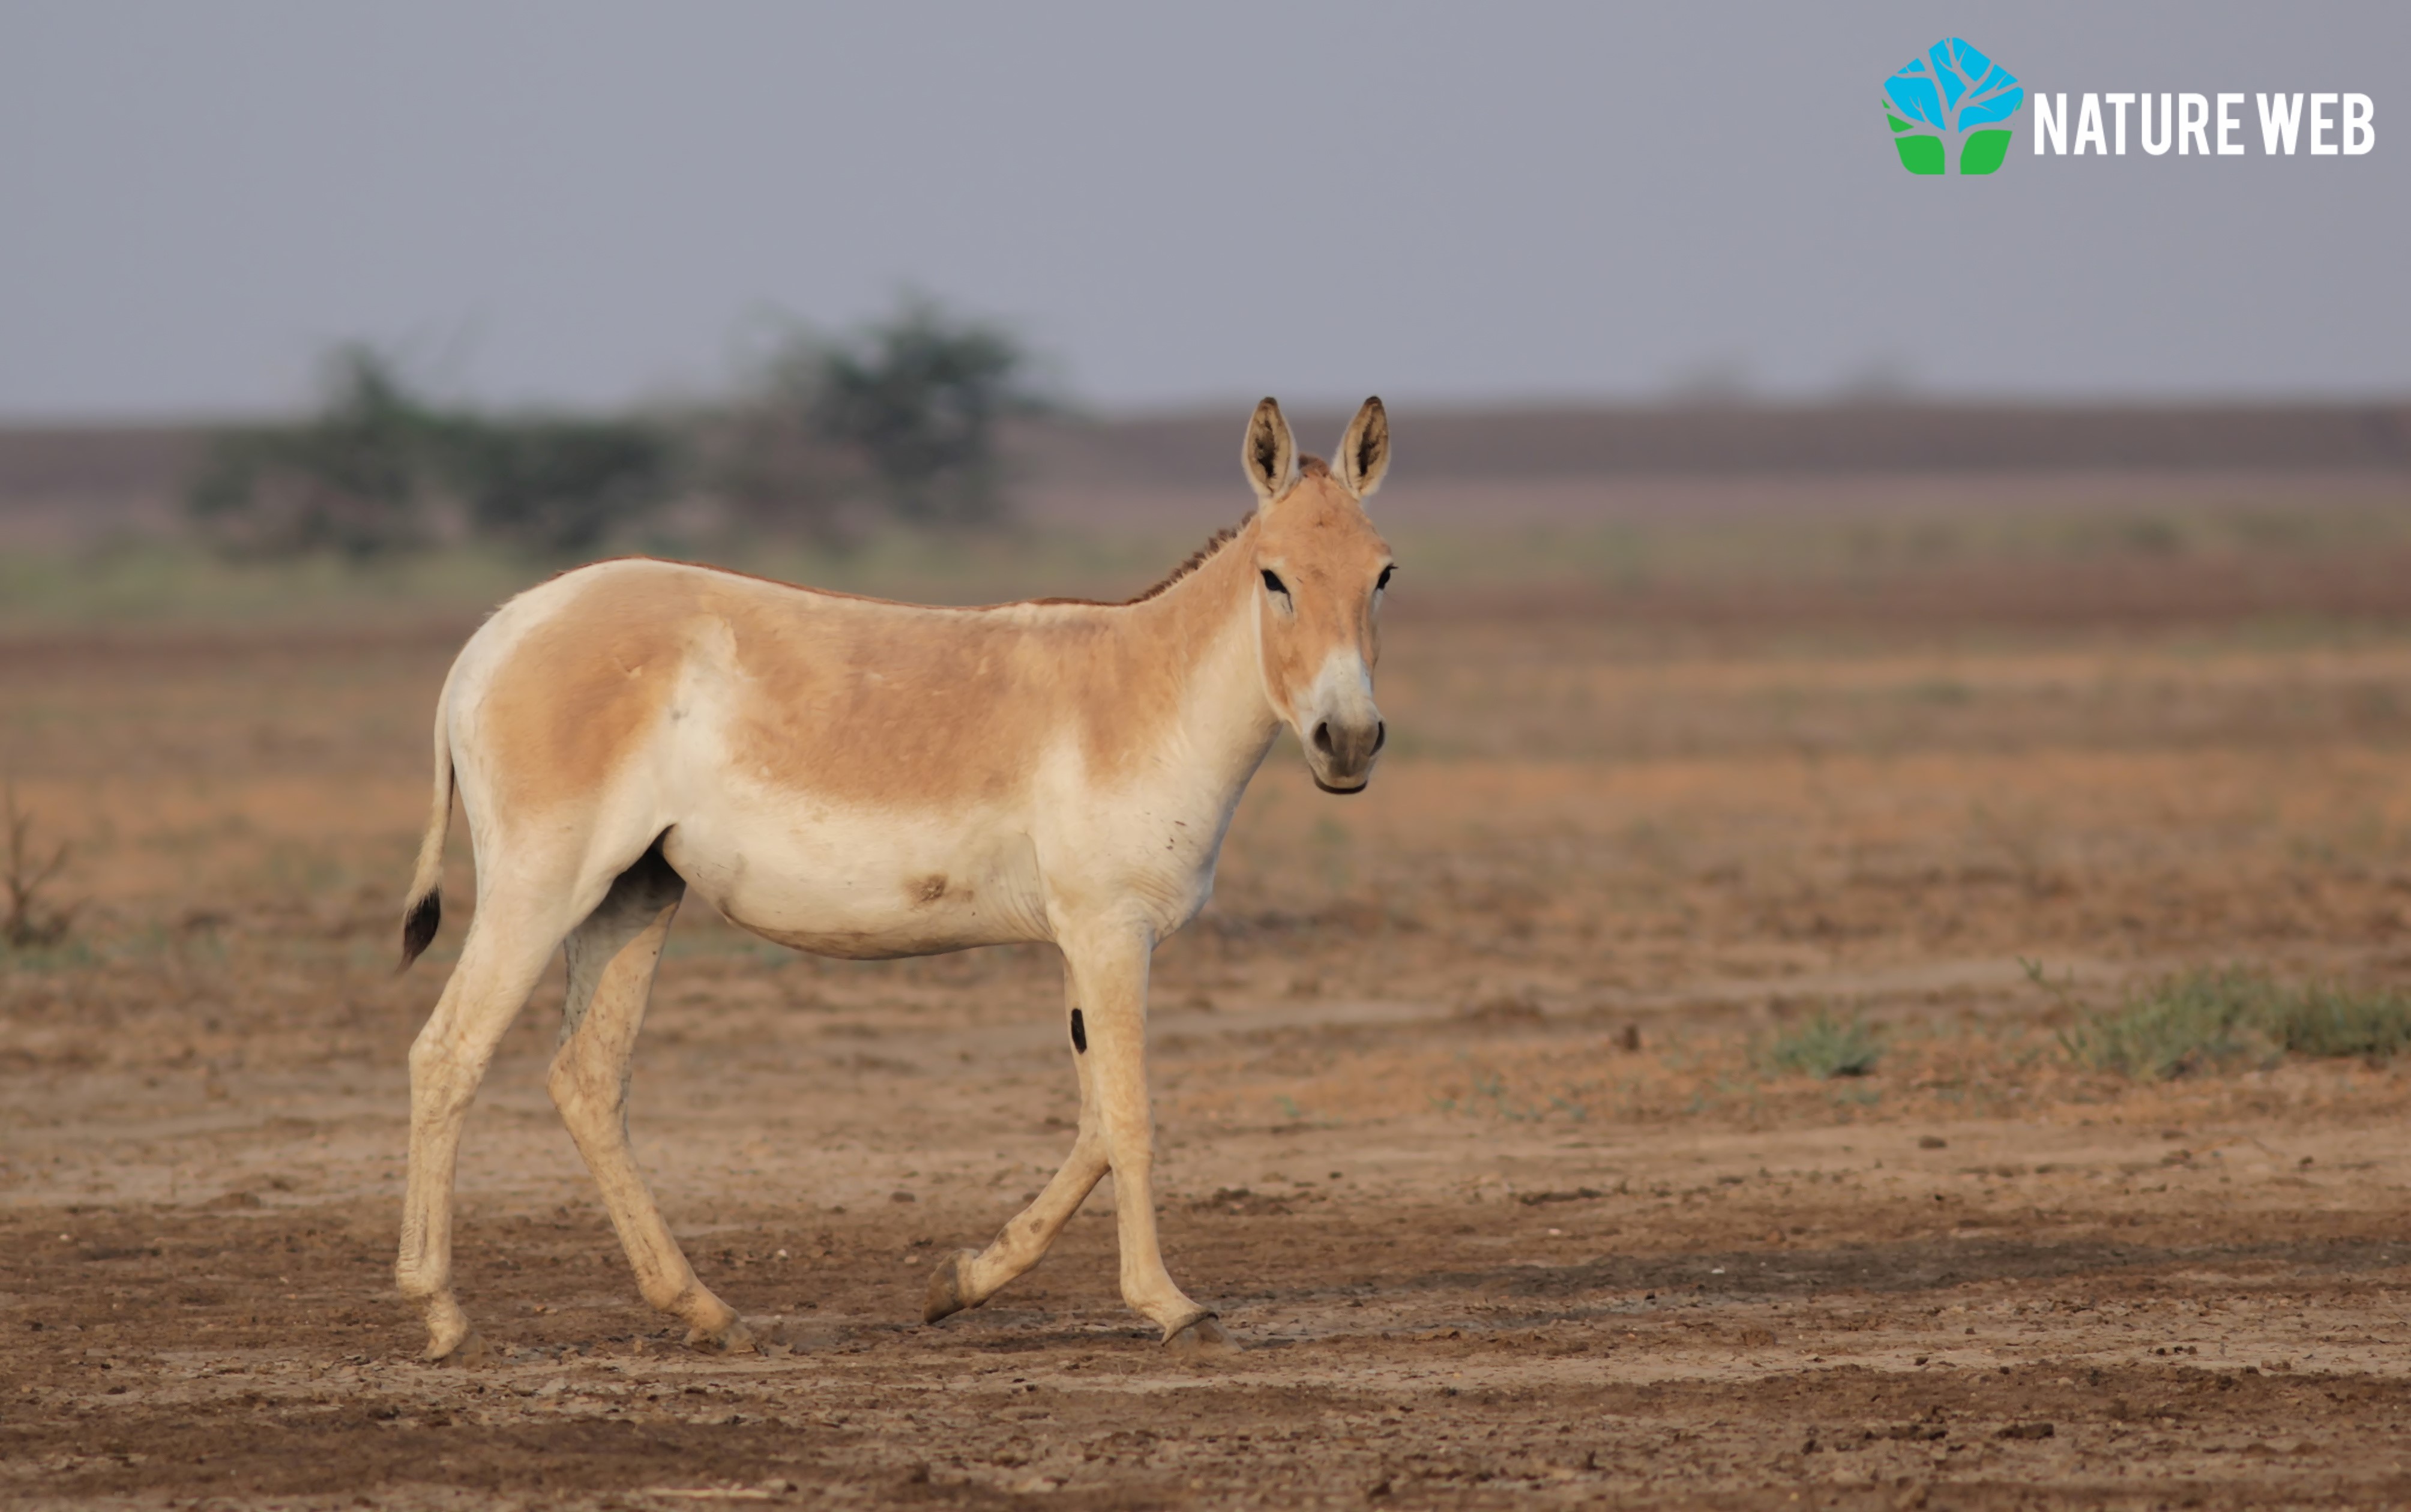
[1883,37,2023,176]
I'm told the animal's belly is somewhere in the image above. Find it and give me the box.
[662,804,1050,960]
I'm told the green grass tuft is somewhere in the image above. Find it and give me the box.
[2263,981,2411,1061]
[1760,1010,1882,1080]
[2056,968,2277,1080]
[2053,966,2411,1080]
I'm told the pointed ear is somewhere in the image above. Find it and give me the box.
[1241,397,1297,505]
[1337,396,1389,499]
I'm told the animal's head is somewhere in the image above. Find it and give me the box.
[1241,396,1395,795]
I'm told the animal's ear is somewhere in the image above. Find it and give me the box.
[1337,396,1389,499]
[1241,397,1297,505]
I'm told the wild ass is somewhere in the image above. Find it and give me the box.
[393,397,1394,1360]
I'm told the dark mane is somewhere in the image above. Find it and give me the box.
[1029,514,1254,608]
[558,517,1257,615]
[1128,517,1252,604]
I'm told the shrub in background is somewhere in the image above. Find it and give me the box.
[2047,964,2411,1080]
[3,780,79,950]
[1759,1009,1883,1079]
[188,348,438,559]
[439,416,678,555]
[187,295,1043,559]
[722,296,1049,540]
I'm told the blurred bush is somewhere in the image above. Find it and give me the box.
[437,416,678,555]
[187,348,441,559]
[189,297,1043,559]
[188,347,676,559]
[4,780,79,950]
[718,296,1047,541]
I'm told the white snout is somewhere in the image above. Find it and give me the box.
[1297,648,1384,793]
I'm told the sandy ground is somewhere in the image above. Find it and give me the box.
[7,553,2411,1509]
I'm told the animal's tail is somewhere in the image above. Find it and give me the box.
[397,697,455,973]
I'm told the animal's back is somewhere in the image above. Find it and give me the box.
[451,557,1110,821]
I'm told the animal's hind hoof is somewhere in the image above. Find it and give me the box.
[923,1250,983,1324]
[1164,1314,1234,1357]
[685,1319,757,1355]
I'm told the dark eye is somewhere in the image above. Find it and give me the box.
[1375,566,1393,592]
[1260,570,1289,597]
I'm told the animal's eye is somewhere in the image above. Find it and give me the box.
[1261,570,1289,598]
[1375,566,1393,593]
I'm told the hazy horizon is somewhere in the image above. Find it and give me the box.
[5,2,2407,421]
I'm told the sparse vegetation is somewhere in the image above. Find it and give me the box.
[2044,963,2411,1080]
[2259,979,2411,1061]
[2055,967,2279,1080]
[1759,1010,1883,1080]
[3,780,79,949]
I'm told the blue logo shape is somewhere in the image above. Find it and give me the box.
[1883,37,2023,175]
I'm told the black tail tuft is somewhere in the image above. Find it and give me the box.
[398,890,442,974]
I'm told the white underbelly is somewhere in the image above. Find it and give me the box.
[661,798,1051,960]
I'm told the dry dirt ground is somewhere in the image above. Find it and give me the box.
[7,541,2411,1509]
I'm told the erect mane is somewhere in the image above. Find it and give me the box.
[1029,514,1254,608]
[1127,516,1253,603]
[571,516,1259,615]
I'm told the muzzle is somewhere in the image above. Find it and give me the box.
[1310,716,1386,793]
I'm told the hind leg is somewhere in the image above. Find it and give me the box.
[925,965,1112,1323]
[395,883,584,1361]
[546,845,751,1351]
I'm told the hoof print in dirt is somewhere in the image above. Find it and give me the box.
[1165,1315,1236,1357]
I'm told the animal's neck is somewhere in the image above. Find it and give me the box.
[1112,520,1281,801]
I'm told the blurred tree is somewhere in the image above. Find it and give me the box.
[191,300,1043,560]
[190,345,681,558]
[813,297,1034,526]
[710,339,862,547]
[439,417,679,555]
[720,297,1046,537]
[187,347,438,559]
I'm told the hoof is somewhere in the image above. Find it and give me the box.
[426,1327,489,1366]
[923,1250,983,1324]
[685,1318,757,1355]
[1164,1314,1235,1357]
[418,1292,478,1363]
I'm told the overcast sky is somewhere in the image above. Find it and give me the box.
[3,2,2406,419]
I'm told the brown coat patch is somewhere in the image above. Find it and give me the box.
[481,571,693,812]
[477,541,1269,816]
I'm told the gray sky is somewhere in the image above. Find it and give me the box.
[3,2,2406,419]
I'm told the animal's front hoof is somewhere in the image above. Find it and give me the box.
[685,1318,757,1355]
[425,1326,489,1366]
[1164,1313,1235,1357]
[923,1250,983,1324]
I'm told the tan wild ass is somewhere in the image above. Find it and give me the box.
[393,397,1394,1360]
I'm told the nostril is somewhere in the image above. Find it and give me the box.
[1370,721,1386,756]
[1312,721,1335,756]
